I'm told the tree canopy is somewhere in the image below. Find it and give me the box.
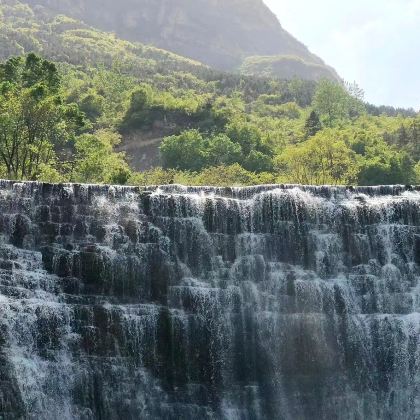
[0,49,419,187]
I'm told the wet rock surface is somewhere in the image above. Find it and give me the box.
[0,181,418,419]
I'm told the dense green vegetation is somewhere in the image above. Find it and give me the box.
[1,52,419,186]
[0,0,419,186]
[0,54,129,183]
[240,55,339,82]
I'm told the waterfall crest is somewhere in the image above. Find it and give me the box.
[0,181,418,419]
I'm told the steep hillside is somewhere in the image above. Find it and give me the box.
[21,0,339,81]
[0,0,208,78]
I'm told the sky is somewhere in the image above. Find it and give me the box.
[264,0,420,110]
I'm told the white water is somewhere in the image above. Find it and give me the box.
[0,181,418,419]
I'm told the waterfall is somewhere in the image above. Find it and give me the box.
[0,180,418,419]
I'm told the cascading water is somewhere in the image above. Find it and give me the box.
[0,180,418,420]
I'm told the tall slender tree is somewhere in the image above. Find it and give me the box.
[304,110,322,138]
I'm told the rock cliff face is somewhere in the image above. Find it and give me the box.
[23,0,339,80]
[0,181,418,419]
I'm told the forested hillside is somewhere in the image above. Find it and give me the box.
[0,0,419,186]
[0,0,208,76]
[20,0,339,81]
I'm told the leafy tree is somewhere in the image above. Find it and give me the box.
[161,130,244,171]
[313,79,365,127]
[365,103,417,118]
[0,54,84,180]
[276,102,302,119]
[244,150,273,172]
[129,164,276,187]
[193,164,274,186]
[121,84,154,129]
[349,131,415,185]
[160,130,207,171]
[211,95,246,127]
[396,119,420,160]
[79,92,105,121]
[225,121,265,156]
[304,110,322,138]
[161,121,276,173]
[285,79,317,107]
[72,130,131,184]
[206,134,242,166]
[129,167,178,186]
[0,54,60,91]
[407,118,420,160]
[357,153,414,185]
[276,129,357,185]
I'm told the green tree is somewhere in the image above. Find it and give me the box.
[304,110,322,138]
[72,129,131,184]
[244,150,273,172]
[0,55,84,180]
[206,134,242,166]
[211,95,245,127]
[160,130,207,171]
[276,129,357,185]
[313,79,365,127]
[193,164,274,187]
[121,84,154,129]
[225,121,264,156]
[0,54,60,92]
[350,132,415,185]
[79,91,105,122]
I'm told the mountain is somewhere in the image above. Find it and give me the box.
[0,0,325,171]
[0,0,208,77]
[21,0,340,81]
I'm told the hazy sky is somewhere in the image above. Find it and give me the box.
[264,0,420,110]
